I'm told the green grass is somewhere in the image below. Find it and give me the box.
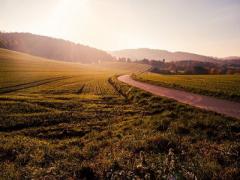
[134,72,240,102]
[0,48,149,88]
[0,48,239,179]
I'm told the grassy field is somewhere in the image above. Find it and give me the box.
[134,72,240,102]
[0,49,239,179]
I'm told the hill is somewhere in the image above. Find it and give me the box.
[223,56,240,60]
[111,48,218,62]
[0,32,114,63]
[0,48,149,88]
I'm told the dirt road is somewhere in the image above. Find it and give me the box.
[118,75,240,119]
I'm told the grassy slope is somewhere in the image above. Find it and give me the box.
[0,49,239,179]
[0,48,86,88]
[0,48,149,88]
[134,72,240,102]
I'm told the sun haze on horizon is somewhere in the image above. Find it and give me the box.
[0,0,240,57]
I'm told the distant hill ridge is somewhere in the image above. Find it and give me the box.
[110,48,219,62]
[0,32,114,63]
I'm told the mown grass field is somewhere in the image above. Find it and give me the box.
[0,48,239,179]
[134,72,240,102]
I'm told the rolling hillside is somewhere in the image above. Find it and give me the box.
[0,32,114,63]
[0,48,149,88]
[111,48,218,62]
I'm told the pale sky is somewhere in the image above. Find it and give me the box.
[0,0,240,57]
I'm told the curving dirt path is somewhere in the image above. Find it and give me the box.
[118,75,240,119]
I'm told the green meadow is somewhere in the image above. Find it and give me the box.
[0,48,239,179]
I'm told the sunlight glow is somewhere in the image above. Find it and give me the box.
[0,0,240,56]
[40,0,89,38]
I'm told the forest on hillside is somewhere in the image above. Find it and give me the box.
[0,32,114,63]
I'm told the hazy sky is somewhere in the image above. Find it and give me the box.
[0,0,240,57]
